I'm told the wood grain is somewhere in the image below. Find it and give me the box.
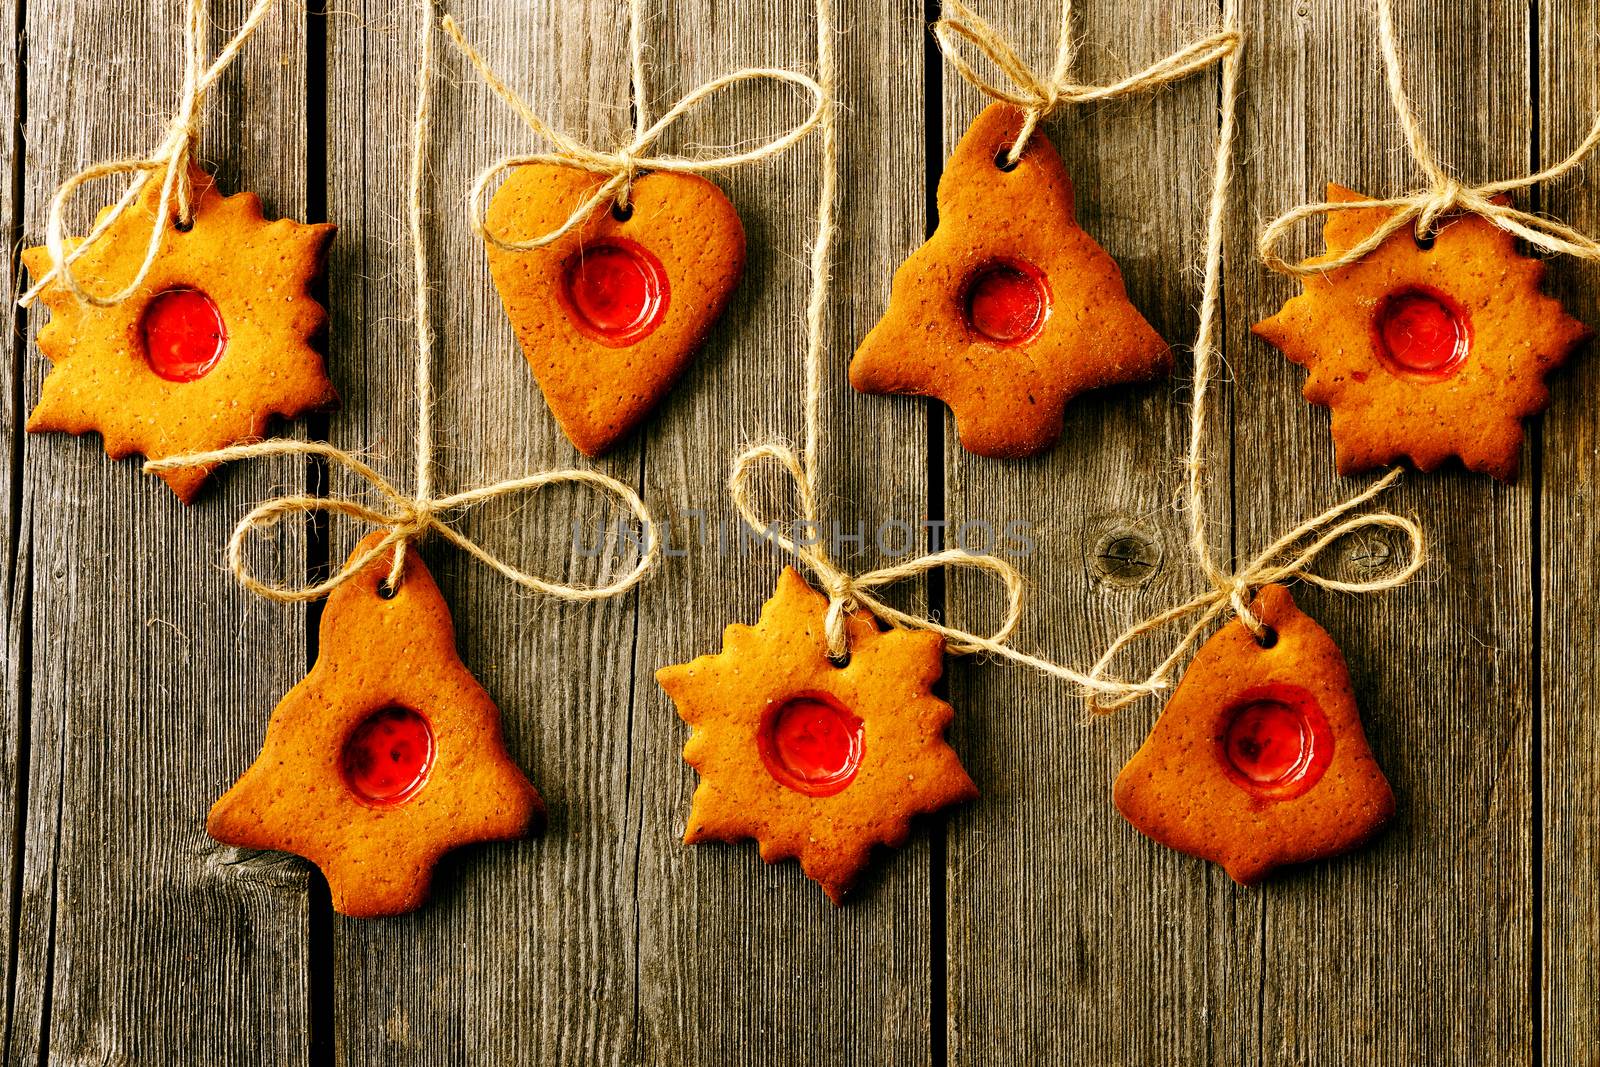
[1232,1,1534,1062]
[1,0,22,1056]
[9,1,315,1064]
[1537,1,1599,1063]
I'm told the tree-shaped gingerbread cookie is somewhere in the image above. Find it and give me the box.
[208,534,544,917]
[851,103,1168,458]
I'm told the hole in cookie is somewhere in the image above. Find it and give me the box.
[1374,285,1470,381]
[1214,684,1334,801]
[341,706,435,807]
[992,148,1020,172]
[962,259,1050,347]
[758,693,864,798]
[560,239,670,347]
[376,580,399,601]
[1252,624,1278,649]
[611,199,635,223]
[141,288,226,382]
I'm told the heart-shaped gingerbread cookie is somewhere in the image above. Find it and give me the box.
[483,165,746,456]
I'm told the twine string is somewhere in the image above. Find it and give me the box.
[441,6,826,253]
[933,0,1241,165]
[145,0,659,605]
[732,0,1423,712]
[1260,0,1600,276]
[19,0,277,309]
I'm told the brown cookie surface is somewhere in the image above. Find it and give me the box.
[849,102,1169,458]
[1253,183,1592,481]
[656,567,976,903]
[208,533,544,918]
[22,165,337,503]
[1114,584,1394,884]
[484,165,746,456]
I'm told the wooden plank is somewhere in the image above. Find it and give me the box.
[9,1,314,1063]
[626,0,933,1063]
[938,2,1251,1063]
[324,3,647,1063]
[1232,1,1533,1062]
[0,0,23,1055]
[1537,1,1599,1061]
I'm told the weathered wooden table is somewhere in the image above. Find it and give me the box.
[3,0,1594,1063]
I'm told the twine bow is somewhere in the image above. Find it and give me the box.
[19,0,277,309]
[742,0,1424,714]
[441,12,825,253]
[934,0,1240,165]
[1260,0,1600,276]
[145,0,658,608]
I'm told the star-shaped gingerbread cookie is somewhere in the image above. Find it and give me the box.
[208,533,544,918]
[850,102,1169,458]
[22,165,338,502]
[1254,183,1592,480]
[656,567,976,903]
[1114,584,1394,884]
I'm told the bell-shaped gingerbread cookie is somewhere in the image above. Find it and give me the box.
[22,166,338,503]
[850,103,1168,458]
[1114,584,1394,884]
[483,166,745,456]
[208,533,544,918]
[1254,183,1592,481]
[657,568,977,903]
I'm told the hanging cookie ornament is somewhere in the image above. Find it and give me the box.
[658,569,976,903]
[1114,585,1394,884]
[19,0,338,503]
[209,534,543,918]
[849,0,1236,458]
[443,9,824,457]
[147,4,659,917]
[1256,0,1599,481]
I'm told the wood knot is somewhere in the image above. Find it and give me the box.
[1087,524,1162,589]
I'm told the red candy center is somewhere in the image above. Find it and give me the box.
[1216,685,1334,801]
[963,260,1049,346]
[141,288,226,382]
[561,240,670,346]
[758,694,864,798]
[341,707,435,807]
[1374,287,1470,379]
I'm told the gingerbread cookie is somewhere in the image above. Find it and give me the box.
[208,533,543,918]
[1254,183,1592,481]
[850,102,1169,458]
[656,567,976,903]
[483,165,745,456]
[22,165,338,503]
[1113,584,1394,884]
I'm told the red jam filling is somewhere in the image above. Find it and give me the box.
[141,288,226,382]
[963,259,1049,346]
[1373,286,1470,380]
[758,694,864,798]
[561,240,670,346]
[341,707,435,807]
[1215,684,1334,801]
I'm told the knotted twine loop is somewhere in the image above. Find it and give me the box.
[934,0,1240,166]
[19,0,276,309]
[1260,0,1600,275]
[735,0,1423,713]
[144,0,659,606]
[441,4,825,254]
